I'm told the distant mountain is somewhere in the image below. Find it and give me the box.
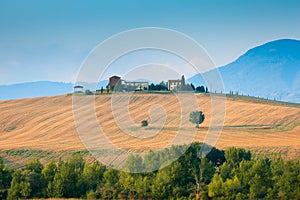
[2,39,300,102]
[0,80,108,100]
[0,81,73,100]
[189,39,300,103]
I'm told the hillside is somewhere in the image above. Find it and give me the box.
[189,39,300,103]
[1,94,300,167]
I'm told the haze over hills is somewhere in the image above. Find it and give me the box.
[1,39,300,102]
[0,80,108,100]
[0,81,73,100]
[189,39,300,103]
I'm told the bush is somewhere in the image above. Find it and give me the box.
[189,111,205,128]
[141,120,148,127]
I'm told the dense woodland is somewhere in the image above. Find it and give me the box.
[0,143,299,199]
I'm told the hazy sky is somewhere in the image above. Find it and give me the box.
[0,0,300,84]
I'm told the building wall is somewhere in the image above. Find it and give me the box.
[168,80,181,90]
[109,76,149,91]
[109,76,121,89]
[168,75,185,90]
[122,81,148,90]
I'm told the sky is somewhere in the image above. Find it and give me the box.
[0,0,300,84]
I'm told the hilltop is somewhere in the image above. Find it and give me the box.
[0,93,300,167]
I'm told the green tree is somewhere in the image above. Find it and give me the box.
[196,86,205,93]
[101,168,121,199]
[134,175,151,199]
[42,160,57,185]
[0,157,13,199]
[194,158,215,199]
[141,120,148,127]
[82,161,106,192]
[248,158,272,199]
[224,147,251,168]
[274,160,300,199]
[189,111,205,128]
[7,170,31,200]
[151,167,172,199]
[208,174,223,198]
[223,175,242,199]
[42,160,57,197]
[25,158,44,197]
[50,154,85,198]
[25,158,43,173]
[123,154,144,173]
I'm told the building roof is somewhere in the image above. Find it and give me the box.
[109,75,121,79]
[168,79,181,82]
[74,85,84,88]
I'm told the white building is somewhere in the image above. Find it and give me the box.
[168,75,185,90]
[120,80,149,91]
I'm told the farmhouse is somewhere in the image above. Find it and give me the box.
[121,80,149,90]
[108,75,121,89]
[108,75,149,91]
[168,75,185,90]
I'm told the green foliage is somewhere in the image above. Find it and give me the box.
[101,168,121,199]
[224,147,251,168]
[208,174,223,198]
[271,159,300,199]
[0,157,13,199]
[148,82,168,91]
[195,86,205,93]
[189,111,205,128]
[82,161,106,192]
[248,158,272,199]
[1,143,300,199]
[123,154,144,173]
[7,170,31,200]
[24,158,44,198]
[4,126,16,132]
[51,154,85,198]
[141,120,148,127]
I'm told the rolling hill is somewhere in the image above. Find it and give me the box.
[0,93,300,167]
[189,39,300,103]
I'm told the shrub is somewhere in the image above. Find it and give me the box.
[141,120,148,127]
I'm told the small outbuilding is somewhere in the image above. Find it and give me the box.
[73,85,84,93]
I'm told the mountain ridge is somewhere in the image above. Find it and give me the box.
[189,39,300,103]
[1,39,300,102]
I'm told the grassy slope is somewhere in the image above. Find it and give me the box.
[0,93,300,167]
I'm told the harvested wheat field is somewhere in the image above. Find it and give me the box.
[0,93,300,166]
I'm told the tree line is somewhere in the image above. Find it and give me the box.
[0,143,299,199]
[110,81,209,93]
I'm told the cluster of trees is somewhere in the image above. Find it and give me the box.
[195,85,209,93]
[208,148,300,199]
[1,143,299,199]
[111,80,209,93]
[148,82,168,91]
[147,82,209,93]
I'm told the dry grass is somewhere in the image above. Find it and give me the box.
[0,93,300,165]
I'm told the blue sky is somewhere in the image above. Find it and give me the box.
[0,0,300,84]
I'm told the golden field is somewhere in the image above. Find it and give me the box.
[0,93,300,166]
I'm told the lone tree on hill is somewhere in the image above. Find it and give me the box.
[189,111,205,128]
[141,120,148,127]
